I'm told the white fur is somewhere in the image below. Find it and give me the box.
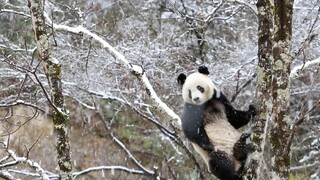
[182,72,216,105]
[192,117,242,172]
[192,143,211,170]
[205,117,242,171]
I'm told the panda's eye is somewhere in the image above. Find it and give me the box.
[188,90,192,99]
[197,86,205,93]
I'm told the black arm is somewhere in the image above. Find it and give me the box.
[213,90,256,129]
[181,103,214,152]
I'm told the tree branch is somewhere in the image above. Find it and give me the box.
[0,144,50,180]
[72,166,144,179]
[290,57,320,78]
[43,13,181,127]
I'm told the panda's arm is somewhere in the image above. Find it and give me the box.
[183,124,214,152]
[213,90,256,129]
[194,128,214,152]
[182,104,214,152]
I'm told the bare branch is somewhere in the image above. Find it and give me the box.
[110,133,155,175]
[72,166,144,179]
[0,100,45,113]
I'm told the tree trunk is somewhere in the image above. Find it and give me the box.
[246,0,294,179]
[28,1,72,179]
[270,0,293,178]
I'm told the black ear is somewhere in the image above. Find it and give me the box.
[177,73,186,85]
[198,66,209,75]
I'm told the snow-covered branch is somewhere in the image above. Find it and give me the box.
[72,166,144,179]
[0,100,45,113]
[0,9,31,18]
[290,57,320,78]
[0,170,15,180]
[290,161,320,171]
[43,14,181,126]
[227,0,258,15]
[0,145,50,180]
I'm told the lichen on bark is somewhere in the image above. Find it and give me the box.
[246,0,294,179]
[28,0,72,179]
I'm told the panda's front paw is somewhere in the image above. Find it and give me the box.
[239,133,255,153]
[240,133,251,140]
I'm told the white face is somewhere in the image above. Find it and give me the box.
[182,73,215,105]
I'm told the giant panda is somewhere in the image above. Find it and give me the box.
[177,66,256,180]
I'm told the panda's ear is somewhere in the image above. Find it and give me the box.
[177,73,186,86]
[198,66,209,75]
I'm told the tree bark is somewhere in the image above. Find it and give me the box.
[270,0,293,178]
[28,1,72,179]
[246,0,294,179]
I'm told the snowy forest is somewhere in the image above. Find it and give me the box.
[0,0,319,179]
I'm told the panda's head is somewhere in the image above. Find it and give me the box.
[178,66,215,105]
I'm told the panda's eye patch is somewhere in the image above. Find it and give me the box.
[197,86,205,93]
[188,90,192,99]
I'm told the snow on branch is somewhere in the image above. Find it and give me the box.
[0,9,31,18]
[72,166,144,179]
[43,14,181,127]
[290,57,320,78]
[0,144,50,180]
[0,170,15,180]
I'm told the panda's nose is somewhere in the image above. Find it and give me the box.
[193,97,200,102]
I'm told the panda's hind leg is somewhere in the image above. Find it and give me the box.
[233,133,253,161]
[208,150,242,180]
[232,133,254,178]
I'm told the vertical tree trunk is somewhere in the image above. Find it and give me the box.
[270,1,293,178]
[246,0,274,179]
[28,1,72,179]
[247,0,294,179]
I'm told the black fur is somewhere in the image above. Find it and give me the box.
[177,73,186,86]
[209,150,242,180]
[213,89,256,129]
[198,65,210,75]
[181,103,214,151]
[233,133,252,161]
